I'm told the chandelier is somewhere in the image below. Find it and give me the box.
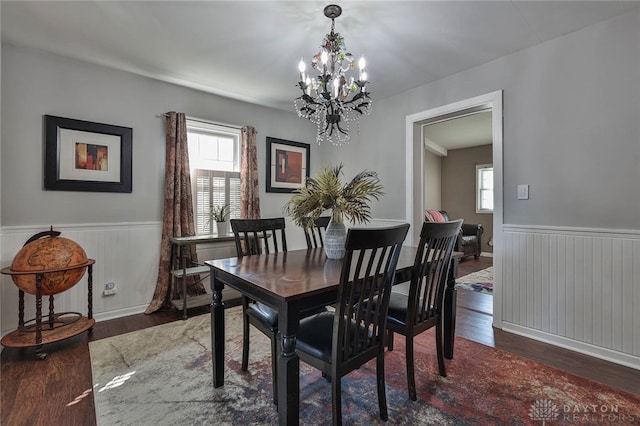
[294,4,372,146]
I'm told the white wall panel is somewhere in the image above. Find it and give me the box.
[502,225,640,369]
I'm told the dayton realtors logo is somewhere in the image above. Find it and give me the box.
[529,399,637,424]
[529,399,560,424]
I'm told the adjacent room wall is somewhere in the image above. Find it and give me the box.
[441,144,493,254]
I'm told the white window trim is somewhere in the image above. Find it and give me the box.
[476,163,493,214]
[186,119,241,235]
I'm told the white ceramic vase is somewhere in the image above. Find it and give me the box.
[216,221,228,236]
[324,218,347,259]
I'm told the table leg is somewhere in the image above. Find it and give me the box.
[443,256,460,359]
[211,269,225,388]
[278,306,300,426]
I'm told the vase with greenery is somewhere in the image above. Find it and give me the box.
[285,164,384,259]
[209,204,231,236]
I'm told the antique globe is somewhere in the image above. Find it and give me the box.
[10,236,88,295]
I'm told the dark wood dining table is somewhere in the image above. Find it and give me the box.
[206,247,462,426]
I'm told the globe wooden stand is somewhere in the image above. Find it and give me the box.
[1,260,95,360]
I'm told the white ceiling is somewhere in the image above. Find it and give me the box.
[424,110,493,152]
[2,1,637,148]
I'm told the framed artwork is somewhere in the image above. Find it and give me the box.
[44,115,132,193]
[266,137,310,193]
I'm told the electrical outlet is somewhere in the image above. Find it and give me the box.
[103,282,117,296]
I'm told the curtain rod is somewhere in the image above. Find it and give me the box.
[157,113,244,131]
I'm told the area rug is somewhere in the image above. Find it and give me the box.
[90,306,639,425]
[455,266,493,294]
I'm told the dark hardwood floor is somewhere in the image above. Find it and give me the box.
[2,256,638,425]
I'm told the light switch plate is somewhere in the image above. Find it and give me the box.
[517,184,529,200]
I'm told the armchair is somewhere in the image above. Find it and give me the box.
[425,210,484,259]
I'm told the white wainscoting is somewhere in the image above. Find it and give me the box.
[501,224,640,370]
[0,218,347,337]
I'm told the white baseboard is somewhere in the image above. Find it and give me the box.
[502,322,640,371]
[93,304,149,323]
[480,251,493,258]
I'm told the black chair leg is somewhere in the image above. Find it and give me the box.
[436,321,447,377]
[270,332,278,405]
[406,334,417,401]
[331,374,342,426]
[387,330,394,351]
[376,353,388,421]
[241,297,250,371]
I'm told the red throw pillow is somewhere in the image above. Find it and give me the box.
[424,210,434,222]
[426,209,445,222]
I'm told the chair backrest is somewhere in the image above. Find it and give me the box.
[333,224,410,369]
[407,219,463,328]
[302,216,331,248]
[230,218,287,257]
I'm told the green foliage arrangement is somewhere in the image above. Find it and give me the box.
[284,164,384,226]
[209,204,231,223]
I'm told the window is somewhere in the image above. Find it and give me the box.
[476,164,493,213]
[187,120,241,234]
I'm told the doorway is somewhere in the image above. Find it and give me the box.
[423,111,494,319]
[404,90,503,329]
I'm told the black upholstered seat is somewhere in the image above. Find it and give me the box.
[296,224,410,425]
[385,292,432,327]
[245,301,278,332]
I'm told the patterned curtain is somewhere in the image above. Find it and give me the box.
[240,126,261,219]
[145,112,205,314]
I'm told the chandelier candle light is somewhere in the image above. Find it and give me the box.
[294,4,372,146]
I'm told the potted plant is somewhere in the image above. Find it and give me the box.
[285,164,384,259]
[209,204,231,236]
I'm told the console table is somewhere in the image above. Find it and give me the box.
[170,234,235,319]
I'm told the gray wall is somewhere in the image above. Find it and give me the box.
[441,144,493,253]
[323,8,640,230]
[1,44,320,227]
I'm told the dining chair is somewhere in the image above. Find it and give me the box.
[230,217,287,405]
[385,219,463,401]
[295,223,410,425]
[302,216,331,248]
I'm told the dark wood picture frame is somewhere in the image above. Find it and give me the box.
[266,137,310,193]
[44,115,132,193]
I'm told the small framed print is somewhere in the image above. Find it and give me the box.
[266,137,310,193]
[44,115,132,193]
